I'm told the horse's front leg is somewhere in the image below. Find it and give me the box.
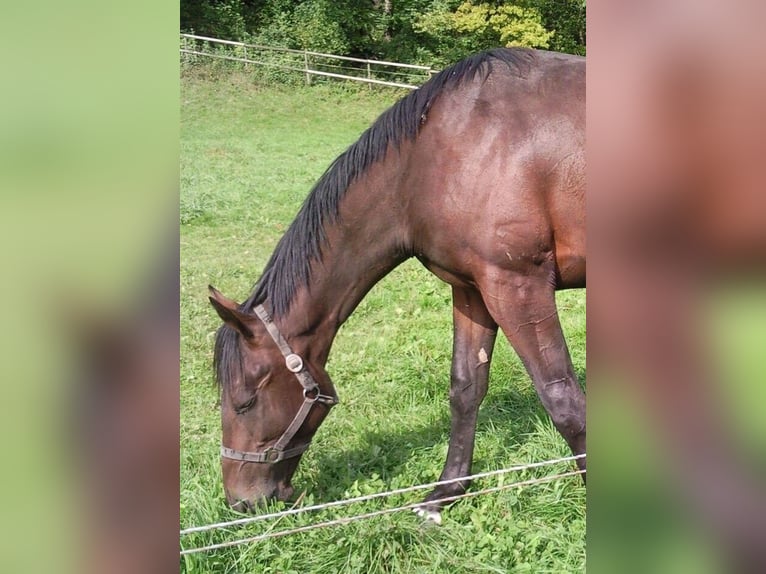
[416,286,497,523]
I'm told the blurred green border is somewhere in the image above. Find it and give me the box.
[0,2,178,573]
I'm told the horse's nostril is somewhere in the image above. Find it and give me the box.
[281,485,295,502]
[230,498,255,513]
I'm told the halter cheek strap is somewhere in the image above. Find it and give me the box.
[220,304,338,464]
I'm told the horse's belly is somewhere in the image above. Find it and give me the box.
[555,253,586,289]
[416,255,477,290]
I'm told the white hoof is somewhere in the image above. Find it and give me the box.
[412,506,442,525]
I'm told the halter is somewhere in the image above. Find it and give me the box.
[220,304,338,464]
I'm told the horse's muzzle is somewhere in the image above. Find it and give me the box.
[226,483,296,513]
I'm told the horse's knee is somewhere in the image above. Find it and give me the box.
[449,375,487,417]
[547,405,583,434]
[542,385,586,441]
[539,378,584,424]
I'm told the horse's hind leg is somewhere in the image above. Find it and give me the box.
[416,286,498,522]
[479,268,586,475]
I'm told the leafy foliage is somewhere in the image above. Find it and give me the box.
[181,0,250,39]
[413,1,553,65]
[180,0,585,65]
[291,1,348,53]
[535,0,586,55]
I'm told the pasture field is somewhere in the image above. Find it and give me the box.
[180,67,586,573]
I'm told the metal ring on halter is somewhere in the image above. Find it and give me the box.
[264,448,280,463]
[285,353,304,373]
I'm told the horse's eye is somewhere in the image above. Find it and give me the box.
[234,396,256,415]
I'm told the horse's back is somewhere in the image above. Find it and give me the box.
[406,50,585,289]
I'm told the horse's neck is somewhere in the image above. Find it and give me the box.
[279,157,410,365]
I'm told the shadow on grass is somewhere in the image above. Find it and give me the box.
[308,365,586,500]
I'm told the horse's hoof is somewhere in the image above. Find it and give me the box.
[412,506,442,525]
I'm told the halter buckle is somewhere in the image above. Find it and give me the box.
[285,353,304,373]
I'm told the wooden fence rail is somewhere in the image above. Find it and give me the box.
[180,33,435,90]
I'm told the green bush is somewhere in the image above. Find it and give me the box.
[181,1,585,66]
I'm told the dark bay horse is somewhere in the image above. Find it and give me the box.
[209,48,585,518]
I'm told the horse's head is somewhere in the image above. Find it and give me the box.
[208,286,337,512]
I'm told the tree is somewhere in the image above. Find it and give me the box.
[179,0,586,65]
[534,0,586,55]
[413,1,554,65]
[180,0,252,39]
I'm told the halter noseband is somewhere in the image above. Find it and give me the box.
[220,304,338,464]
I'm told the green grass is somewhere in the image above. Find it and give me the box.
[181,67,586,573]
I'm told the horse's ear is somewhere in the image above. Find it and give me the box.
[208,285,255,339]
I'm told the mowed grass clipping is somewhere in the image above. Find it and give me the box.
[181,67,586,573]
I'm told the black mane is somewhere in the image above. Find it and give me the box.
[214,48,534,389]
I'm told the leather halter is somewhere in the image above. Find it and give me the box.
[220,304,338,464]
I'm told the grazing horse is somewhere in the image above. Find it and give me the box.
[209,48,585,518]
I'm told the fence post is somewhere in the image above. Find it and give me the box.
[367,61,372,90]
[304,51,311,85]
